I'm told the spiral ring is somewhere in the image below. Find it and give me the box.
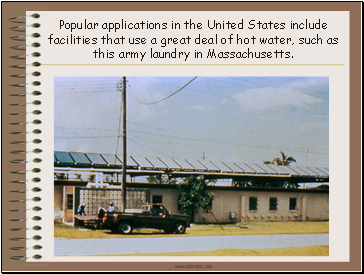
[10,187,42,193]
[10,168,41,174]
[10,33,40,41]
[10,235,42,241]
[9,13,40,23]
[9,197,42,203]
[10,148,43,154]
[10,52,41,60]
[10,129,42,135]
[9,255,42,260]
[10,62,41,69]
[9,12,42,261]
[9,120,42,125]
[10,110,42,115]
[9,206,42,212]
[10,226,42,232]
[10,140,42,145]
[10,91,41,96]
[10,245,43,251]
[9,100,42,106]
[10,217,42,223]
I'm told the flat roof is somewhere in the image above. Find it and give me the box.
[54,151,329,181]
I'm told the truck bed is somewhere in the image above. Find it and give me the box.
[74,215,99,227]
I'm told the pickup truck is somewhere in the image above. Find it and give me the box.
[100,203,192,234]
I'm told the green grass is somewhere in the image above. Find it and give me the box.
[54,221,329,239]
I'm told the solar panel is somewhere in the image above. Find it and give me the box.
[197,160,220,172]
[85,153,108,167]
[245,164,268,174]
[234,163,257,174]
[130,156,154,170]
[54,151,75,166]
[185,159,208,172]
[223,162,245,173]
[69,152,91,166]
[307,167,328,178]
[116,154,138,169]
[288,166,309,176]
[297,166,319,177]
[266,164,290,175]
[158,157,181,170]
[257,164,278,175]
[100,153,122,167]
[173,158,194,171]
[145,157,168,170]
[210,161,233,173]
[317,167,330,177]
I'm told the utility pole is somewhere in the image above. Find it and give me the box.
[200,152,206,161]
[305,148,309,189]
[122,76,127,212]
[115,81,122,165]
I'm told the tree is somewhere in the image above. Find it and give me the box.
[264,151,296,166]
[263,151,299,188]
[177,176,215,222]
[146,175,161,184]
[206,179,217,186]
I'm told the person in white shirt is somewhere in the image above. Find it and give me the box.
[108,202,115,212]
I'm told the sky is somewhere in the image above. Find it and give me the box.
[54,76,329,168]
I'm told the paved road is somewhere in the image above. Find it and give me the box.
[54,233,329,256]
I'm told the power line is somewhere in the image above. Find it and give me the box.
[55,121,328,154]
[55,136,115,139]
[128,76,197,105]
[127,137,174,157]
[127,130,329,155]
[55,127,116,131]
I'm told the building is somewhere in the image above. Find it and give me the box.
[54,151,329,224]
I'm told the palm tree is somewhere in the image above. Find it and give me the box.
[264,151,296,166]
[263,152,299,188]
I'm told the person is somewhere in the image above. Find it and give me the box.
[77,203,86,215]
[98,207,106,219]
[108,202,115,212]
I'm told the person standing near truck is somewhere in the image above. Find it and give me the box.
[108,202,115,212]
[77,203,86,215]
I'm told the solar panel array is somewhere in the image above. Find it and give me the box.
[54,151,329,179]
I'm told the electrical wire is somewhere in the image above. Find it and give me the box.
[128,76,197,105]
[127,137,174,157]
[55,123,329,154]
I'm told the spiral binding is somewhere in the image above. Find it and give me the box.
[9,13,42,261]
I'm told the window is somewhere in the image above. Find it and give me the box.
[269,197,278,211]
[151,205,166,215]
[249,197,258,211]
[152,195,162,204]
[290,198,297,211]
[66,194,73,210]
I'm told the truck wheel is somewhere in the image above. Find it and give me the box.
[118,222,133,234]
[174,222,186,234]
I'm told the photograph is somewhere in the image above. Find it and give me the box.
[53,76,329,256]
